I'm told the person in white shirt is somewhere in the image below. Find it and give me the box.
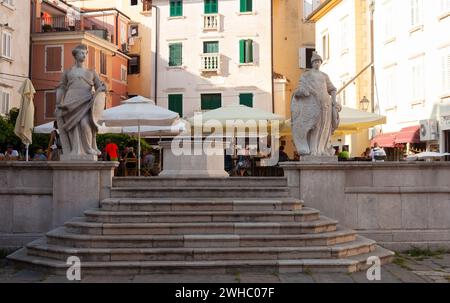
[370,143,387,162]
[5,144,19,160]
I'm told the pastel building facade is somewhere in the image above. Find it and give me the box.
[0,0,31,115]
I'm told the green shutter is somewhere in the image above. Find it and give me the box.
[169,94,183,117]
[201,94,221,110]
[239,93,253,107]
[169,43,182,66]
[239,39,245,63]
[170,0,182,17]
[240,0,252,12]
[205,0,218,14]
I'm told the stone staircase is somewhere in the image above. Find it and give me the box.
[8,177,394,275]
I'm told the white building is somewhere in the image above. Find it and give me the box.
[0,0,31,115]
[152,0,273,118]
[374,0,450,153]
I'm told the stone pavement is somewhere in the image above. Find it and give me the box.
[1,251,449,283]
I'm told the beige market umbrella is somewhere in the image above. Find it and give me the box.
[281,107,386,136]
[98,96,179,176]
[14,79,36,161]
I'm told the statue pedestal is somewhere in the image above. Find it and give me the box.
[159,139,229,177]
[300,155,338,163]
[60,154,98,161]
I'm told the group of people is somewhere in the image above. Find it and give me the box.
[335,143,387,162]
[102,139,157,176]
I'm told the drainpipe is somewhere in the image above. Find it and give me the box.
[29,0,35,78]
[152,4,159,105]
[270,0,274,113]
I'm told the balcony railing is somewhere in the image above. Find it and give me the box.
[201,53,220,72]
[39,16,81,32]
[203,14,220,31]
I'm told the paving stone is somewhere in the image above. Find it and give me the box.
[81,275,134,283]
[382,264,427,283]
[311,273,354,283]
[41,275,80,283]
[278,273,314,283]
[350,269,401,283]
[430,255,450,268]
[239,273,281,283]
[133,274,237,283]
[8,269,46,282]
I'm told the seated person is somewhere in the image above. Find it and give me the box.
[235,146,251,176]
[278,145,290,163]
[338,146,350,160]
[33,148,47,161]
[4,144,19,160]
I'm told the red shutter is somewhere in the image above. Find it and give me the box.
[45,91,56,118]
[89,46,96,70]
[46,46,62,72]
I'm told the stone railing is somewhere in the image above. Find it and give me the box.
[0,161,117,249]
[203,14,221,31]
[200,53,220,72]
[280,161,450,251]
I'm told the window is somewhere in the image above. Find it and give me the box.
[130,0,138,6]
[384,66,397,108]
[411,0,423,28]
[240,0,252,13]
[383,0,395,41]
[1,32,12,59]
[303,0,321,19]
[442,48,450,93]
[204,0,218,14]
[45,45,63,72]
[340,16,349,53]
[168,94,183,117]
[169,43,182,67]
[121,65,127,82]
[203,41,219,53]
[2,0,14,7]
[322,32,330,61]
[239,93,253,107]
[410,56,425,103]
[130,24,139,37]
[170,0,183,17]
[442,0,450,12]
[143,0,152,12]
[100,51,107,75]
[128,55,140,74]
[299,47,315,69]
[201,93,221,110]
[0,89,10,115]
[44,91,56,119]
[239,39,253,64]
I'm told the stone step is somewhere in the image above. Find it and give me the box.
[26,236,376,262]
[100,198,303,212]
[47,226,356,248]
[112,177,288,188]
[110,187,291,198]
[83,208,320,224]
[7,245,394,275]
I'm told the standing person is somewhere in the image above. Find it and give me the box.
[104,139,119,161]
[278,145,290,163]
[48,121,62,161]
[4,144,19,160]
[370,143,387,162]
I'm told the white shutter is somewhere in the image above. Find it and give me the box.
[299,47,306,69]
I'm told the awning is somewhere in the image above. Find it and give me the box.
[394,125,420,144]
[371,132,397,148]
[371,125,421,148]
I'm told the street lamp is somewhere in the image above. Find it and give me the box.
[360,96,370,112]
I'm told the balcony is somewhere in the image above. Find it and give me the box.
[202,14,221,31]
[200,53,220,73]
[39,16,81,32]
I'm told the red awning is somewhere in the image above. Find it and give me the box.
[394,126,420,144]
[371,133,397,148]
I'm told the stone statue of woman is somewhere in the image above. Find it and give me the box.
[291,52,341,157]
[55,44,107,161]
